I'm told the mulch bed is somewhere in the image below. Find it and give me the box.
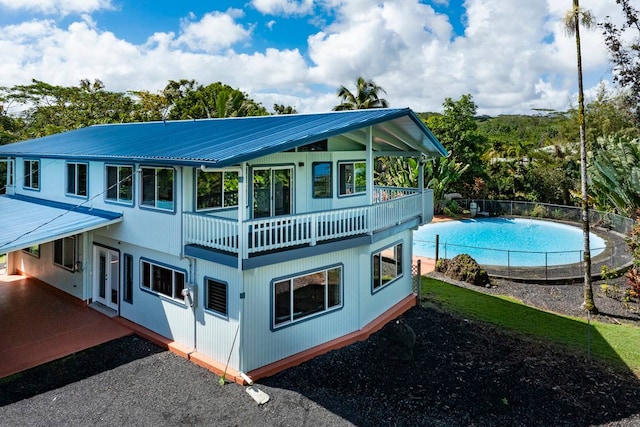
[1,277,639,426]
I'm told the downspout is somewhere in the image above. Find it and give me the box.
[180,165,197,356]
[237,164,247,374]
[419,155,426,225]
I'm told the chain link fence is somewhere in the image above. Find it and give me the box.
[426,200,634,283]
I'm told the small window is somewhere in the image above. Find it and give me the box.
[140,259,185,302]
[0,159,14,194]
[106,165,133,204]
[196,170,239,211]
[297,139,327,152]
[312,162,332,198]
[53,236,76,271]
[141,167,174,211]
[22,245,40,258]
[339,161,366,196]
[273,266,342,328]
[66,162,88,197]
[123,254,133,303]
[372,243,403,291]
[206,278,228,316]
[24,160,39,190]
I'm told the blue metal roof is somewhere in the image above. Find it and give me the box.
[0,108,447,167]
[0,195,122,253]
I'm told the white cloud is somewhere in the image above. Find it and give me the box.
[0,0,113,15]
[0,0,628,116]
[252,0,314,16]
[176,9,253,53]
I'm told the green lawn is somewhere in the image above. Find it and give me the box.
[422,277,640,376]
[0,253,5,264]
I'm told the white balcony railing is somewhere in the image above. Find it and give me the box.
[184,188,433,256]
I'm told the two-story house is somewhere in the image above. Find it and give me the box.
[0,108,447,382]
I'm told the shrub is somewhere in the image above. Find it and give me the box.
[442,254,491,287]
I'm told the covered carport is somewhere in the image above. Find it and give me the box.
[0,195,131,378]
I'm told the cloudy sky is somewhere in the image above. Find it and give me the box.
[0,0,627,116]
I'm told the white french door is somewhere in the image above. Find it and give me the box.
[252,167,293,218]
[93,246,119,311]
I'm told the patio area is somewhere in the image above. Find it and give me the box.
[0,275,132,378]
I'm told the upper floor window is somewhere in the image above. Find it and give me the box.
[106,165,133,205]
[23,160,39,190]
[141,259,185,302]
[0,158,13,194]
[141,167,174,211]
[273,265,342,328]
[53,236,76,271]
[66,162,88,197]
[339,161,366,196]
[312,162,332,198]
[372,243,403,291]
[196,170,239,211]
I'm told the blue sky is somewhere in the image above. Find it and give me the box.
[0,0,624,115]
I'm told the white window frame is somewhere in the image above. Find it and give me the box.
[196,169,239,211]
[23,159,40,190]
[53,236,77,271]
[140,166,175,211]
[66,162,88,197]
[105,165,134,205]
[272,265,342,328]
[140,259,186,303]
[372,242,404,292]
[338,161,366,196]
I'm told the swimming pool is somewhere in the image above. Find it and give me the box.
[413,217,607,267]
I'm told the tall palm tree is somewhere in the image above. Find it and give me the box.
[564,0,597,313]
[333,77,389,110]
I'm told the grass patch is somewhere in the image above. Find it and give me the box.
[422,277,640,375]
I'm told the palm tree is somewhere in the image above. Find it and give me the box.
[333,77,389,110]
[564,0,597,313]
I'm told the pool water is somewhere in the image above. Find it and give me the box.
[413,217,606,267]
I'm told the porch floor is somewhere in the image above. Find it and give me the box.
[0,275,133,379]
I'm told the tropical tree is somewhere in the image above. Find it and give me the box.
[273,104,297,115]
[590,135,640,218]
[333,77,389,110]
[425,94,488,195]
[600,0,640,130]
[164,81,268,120]
[564,0,597,313]
[426,157,470,214]
[4,79,136,138]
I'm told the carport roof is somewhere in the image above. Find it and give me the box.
[0,195,122,254]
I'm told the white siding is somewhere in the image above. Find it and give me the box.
[94,237,195,347]
[192,261,241,370]
[12,238,85,299]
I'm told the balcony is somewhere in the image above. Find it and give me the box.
[184,187,433,258]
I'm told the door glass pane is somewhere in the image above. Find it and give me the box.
[119,167,133,202]
[106,166,118,200]
[274,169,291,216]
[110,253,119,304]
[141,168,155,206]
[253,169,271,218]
[99,254,106,299]
[157,168,174,210]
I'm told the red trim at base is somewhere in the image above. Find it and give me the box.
[114,293,417,385]
[246,293,417,382]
